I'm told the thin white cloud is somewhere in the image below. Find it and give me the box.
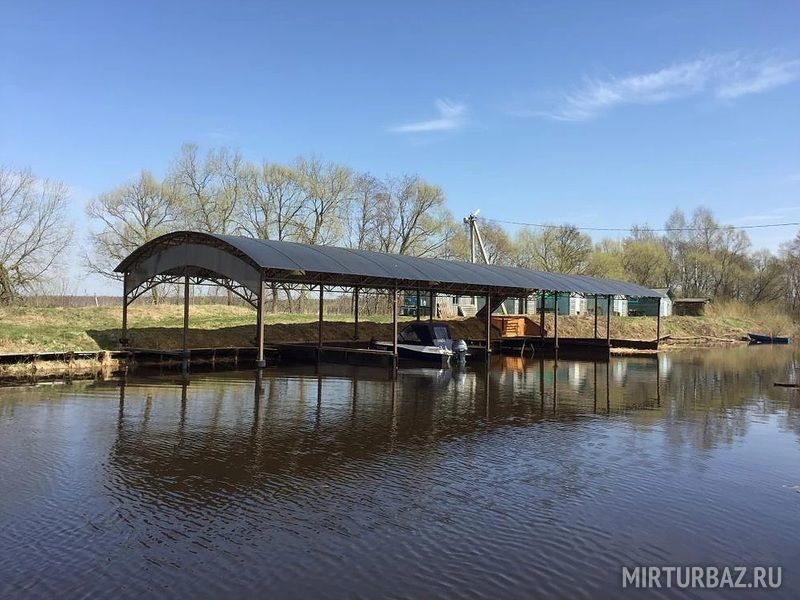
[390,99,467,133]
[729,205,800,225]
[716,57,800,98]
[532,53,800,121]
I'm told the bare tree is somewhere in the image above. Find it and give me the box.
[170,143,243,235]
[238,161,306,310]
[85,171,178,301]
[514,225,592,274]
[0,167,73,304]
[293,157,353,246]
[780,233,800,314]
[748,249,785,303]
[345,173,384,251]
[366,175,453,257]
[393,177,452,256]
[238,162,305,242]
[665,208,751,298]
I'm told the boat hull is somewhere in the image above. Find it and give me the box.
[748,333,791,344]
[373,342,452,365]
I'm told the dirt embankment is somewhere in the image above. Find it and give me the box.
[117,318,492,349]
[112,313,791,350]
[1,303,796,356]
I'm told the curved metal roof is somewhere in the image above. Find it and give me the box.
[116,231,663,298]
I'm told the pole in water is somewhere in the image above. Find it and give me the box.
[539,291,545,339]
[392,286,399,373]
[656,297,662,347]
[256,276,266,368]
[121,272,129,348]
[553,292,559,351]
[485,293,492,360]
[353,287,360,340]
[182,274,190,373]
[318,284,324,363]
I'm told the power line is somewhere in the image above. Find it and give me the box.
[481,216,800,233]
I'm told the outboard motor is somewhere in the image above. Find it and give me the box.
[453,339,468,367]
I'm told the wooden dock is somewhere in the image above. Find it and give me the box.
[499,336,658,358]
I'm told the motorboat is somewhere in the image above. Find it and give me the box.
[373,322,465,365]
[748,333,791,345]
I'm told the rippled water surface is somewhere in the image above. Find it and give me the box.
[2,347,800,598]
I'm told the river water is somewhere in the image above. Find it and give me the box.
[1,346,799,598]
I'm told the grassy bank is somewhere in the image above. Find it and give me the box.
[0,301,796,355]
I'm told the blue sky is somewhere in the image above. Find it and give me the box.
[2,1,799,293]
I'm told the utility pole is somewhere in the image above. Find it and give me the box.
[464,211,479,264]
[464,210,508,314]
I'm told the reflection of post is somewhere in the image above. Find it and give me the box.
[389,379,398,448]
[539,358,545,412]
[656,355,661,407]
[179,375,188,438]
[118,380,126,422]
[251,370,263,449]
[353,287,360,340]
[254,368,263,403]
[552,360,558,413]
[315,376,323,427]
[606,360,611,413]
[484,361,491,420]
[182,274,190,372]
[181,375,188,411]
[593,361,598,413]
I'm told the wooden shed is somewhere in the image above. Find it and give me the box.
[672,298,709,316]
[491,315,546,338]
[628,288,673,317]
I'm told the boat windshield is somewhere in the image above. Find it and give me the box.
[432,326,450,342]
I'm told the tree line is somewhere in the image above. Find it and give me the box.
[2,143,800,313]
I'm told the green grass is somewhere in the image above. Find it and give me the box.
[0,305,403,353]
[0,301,795,354]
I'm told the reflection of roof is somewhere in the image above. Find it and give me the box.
[116,231,664,298]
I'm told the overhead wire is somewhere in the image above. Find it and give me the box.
[480,216,800,233]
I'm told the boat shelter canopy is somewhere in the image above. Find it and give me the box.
[115,231,664,303]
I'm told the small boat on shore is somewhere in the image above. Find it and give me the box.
[748,333,791,345]
[373,322,463,365]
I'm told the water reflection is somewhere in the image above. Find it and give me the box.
[1,346,799,599]
[105,347,798,499]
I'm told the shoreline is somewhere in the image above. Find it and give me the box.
[1,305,792,383]
[0,337,759,385]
